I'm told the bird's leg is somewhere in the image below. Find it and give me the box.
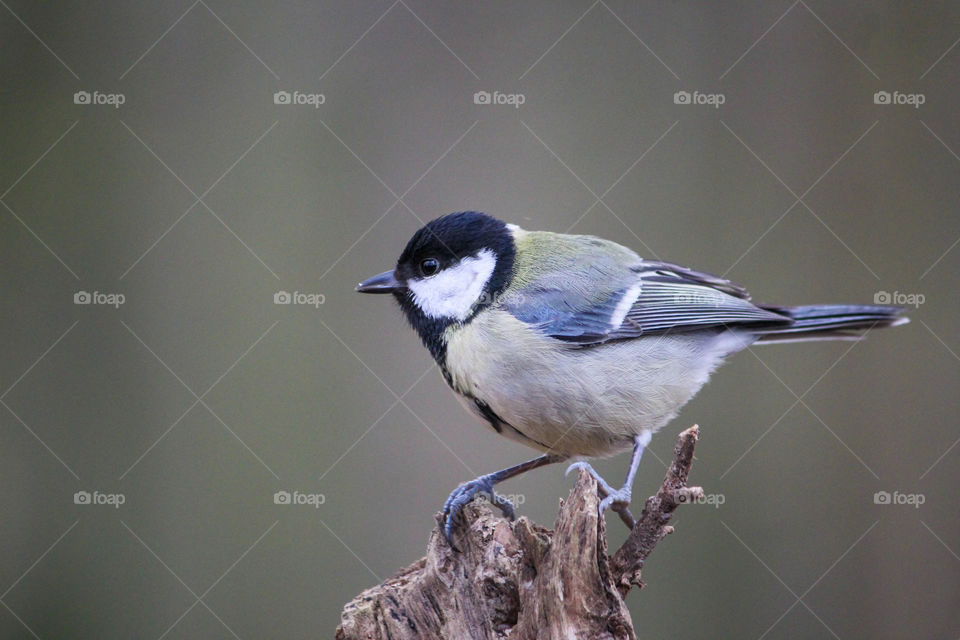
[442,454,567,546]
[566,431,652,529]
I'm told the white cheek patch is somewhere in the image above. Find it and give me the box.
[408,249,497,321]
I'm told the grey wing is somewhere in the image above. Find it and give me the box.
[608,261,790,339]
[507,260,790,345]
[502,233,647,343]
[504,271,641,343]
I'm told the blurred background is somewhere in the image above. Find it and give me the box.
[1,1,958,638]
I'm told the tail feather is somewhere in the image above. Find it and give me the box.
[752,304,909,343]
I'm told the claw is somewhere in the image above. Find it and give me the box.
[564,461,587,477]
[491,493,517,520]
[441,478,516,546]
[599,488,631,514]
[437,454,566,551]
[565,461,616,496]
[566,461,635,529]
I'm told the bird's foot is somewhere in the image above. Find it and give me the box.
[566,461,617,494]
[566,461,636,528]
[441,477,516,546]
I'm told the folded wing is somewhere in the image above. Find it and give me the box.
[505,256,790,345]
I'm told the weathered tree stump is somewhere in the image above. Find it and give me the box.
[336,426,703,640]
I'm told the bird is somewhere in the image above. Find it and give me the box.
[355,211,908,545]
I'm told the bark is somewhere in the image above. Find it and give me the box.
[336,426,702,640]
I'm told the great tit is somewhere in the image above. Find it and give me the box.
[356,211,907,543]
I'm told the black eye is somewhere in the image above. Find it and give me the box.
[419,258,440,277]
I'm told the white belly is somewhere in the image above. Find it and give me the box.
[444,310,750,458]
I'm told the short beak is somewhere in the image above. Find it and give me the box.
[356,269,402,294]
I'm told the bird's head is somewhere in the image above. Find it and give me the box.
[356,211,517,360]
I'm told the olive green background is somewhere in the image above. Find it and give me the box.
[1,2,958,638]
